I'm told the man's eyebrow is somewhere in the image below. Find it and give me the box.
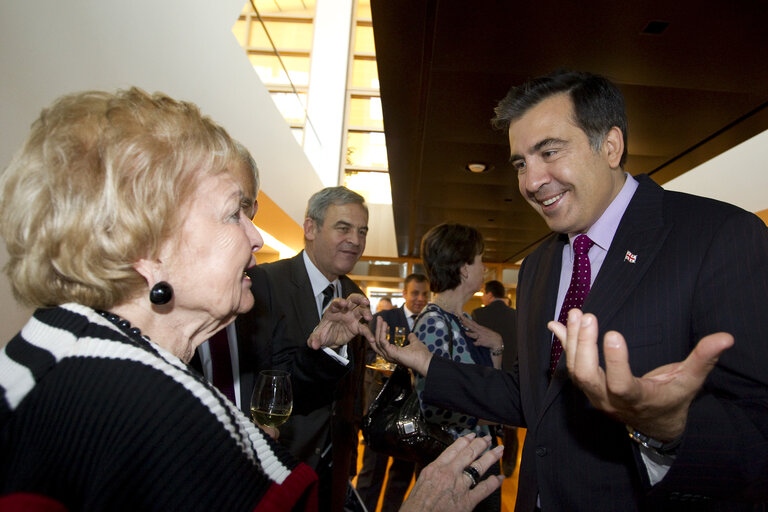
[509,138,568,162]
[533,137,567,152]
[334,220,368,233]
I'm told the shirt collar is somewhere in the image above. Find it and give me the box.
[569,172,638,252]
[302,250,339,298]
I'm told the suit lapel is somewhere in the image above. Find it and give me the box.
[289,252,323,341]
[519,234,567,421]
[397,307,409,334]
[585,176,670,328]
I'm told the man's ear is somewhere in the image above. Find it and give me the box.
[602,126,624,169]
[303,217,317,241]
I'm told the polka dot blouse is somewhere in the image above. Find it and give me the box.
[412,303,490,439]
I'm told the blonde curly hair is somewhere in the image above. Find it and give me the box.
[0,87,253,309]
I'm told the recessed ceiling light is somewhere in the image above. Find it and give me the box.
[466,162,489,173]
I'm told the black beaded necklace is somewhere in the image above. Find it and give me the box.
[97,310,150,342]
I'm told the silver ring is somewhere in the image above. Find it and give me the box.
[462,465,480,489]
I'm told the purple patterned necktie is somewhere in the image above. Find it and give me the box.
[549,234,594,378]
[210,329,237,403]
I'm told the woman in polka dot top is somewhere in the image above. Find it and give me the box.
[413,223,504,511]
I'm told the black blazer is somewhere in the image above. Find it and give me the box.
[259,251,366,511]
[472,300,518,370]
[424,175,768,511]
[373,306,411,338]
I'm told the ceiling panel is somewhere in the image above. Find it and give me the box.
[371,0,768,263]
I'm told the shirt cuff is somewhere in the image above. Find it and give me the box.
[639,444,675,485]
[322,346,349,365]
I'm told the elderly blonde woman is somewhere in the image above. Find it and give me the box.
[0,88,503,512]
[0,88,333,511]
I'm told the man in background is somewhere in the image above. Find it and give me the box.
[357,273,429,512]
[471,279,519,477]
[376,297,394,312]
[259,186,370,511]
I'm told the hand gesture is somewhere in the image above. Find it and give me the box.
[548,309,734,441]
[401,434,504,512]
[369,319,433,377]
[307,293,374,350]
[462,316,503,352]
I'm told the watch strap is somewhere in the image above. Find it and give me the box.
[626,425,681,455]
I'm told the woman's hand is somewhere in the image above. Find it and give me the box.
[307,293,374,350]
[400,434,504,512]
[369,319,433,377]
[462,317,503,353]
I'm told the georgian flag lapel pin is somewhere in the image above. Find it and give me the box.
[624,251,637,263]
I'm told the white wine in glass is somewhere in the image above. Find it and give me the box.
[393,326,407,347]
[250,370,293,428]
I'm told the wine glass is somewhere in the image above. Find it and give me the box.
[393,326,407,347]
[250,370,293,428]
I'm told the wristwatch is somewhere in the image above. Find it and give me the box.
[491,344,504,356]
[626,425,681,455]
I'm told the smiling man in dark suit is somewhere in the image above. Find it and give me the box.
[259,186,370,511]
[371,70,768,511]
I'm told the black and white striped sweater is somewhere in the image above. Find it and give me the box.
[0,304,317,511]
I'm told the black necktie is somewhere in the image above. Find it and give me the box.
[321,284,335,312]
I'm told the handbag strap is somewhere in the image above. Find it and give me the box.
[443,311,454,359]
[431,305,454,358]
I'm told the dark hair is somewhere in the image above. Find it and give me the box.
[484,280,505,299]
[404,273,428,289]
[420,223,484,293]
[492,70,628,168]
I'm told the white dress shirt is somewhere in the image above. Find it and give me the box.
[302,251,349,365]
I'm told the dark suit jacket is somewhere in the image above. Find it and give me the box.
[472,300,518,371]
[259,251,366,511]
[423,175,768,511]
[371,306,412,353]
[188,266,277,417]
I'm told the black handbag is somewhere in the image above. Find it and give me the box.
[361,312,455,466]
[361,365,453,466]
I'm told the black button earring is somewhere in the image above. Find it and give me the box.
[149,281,173,305]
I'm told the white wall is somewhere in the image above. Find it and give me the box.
[663,130,768,214]
[304,0,354,187]
[0,0,327,341]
